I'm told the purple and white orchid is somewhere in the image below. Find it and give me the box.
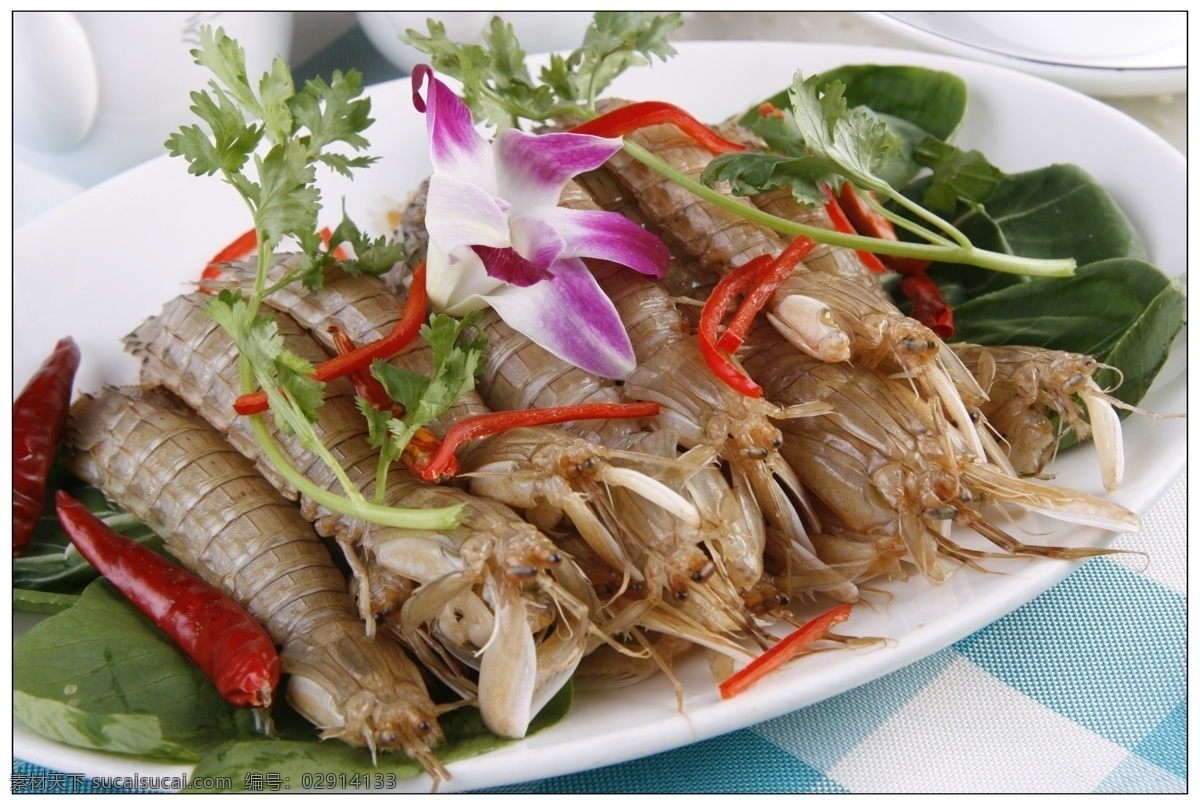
[413,65,669,380]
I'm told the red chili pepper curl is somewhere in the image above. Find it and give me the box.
[410,403,662,485]
[718,603,852,699]
[717,236,816,353]
[233,263,429,416]
[13,336,81,557]
[56,491,280,708]
[697,256,773,399]
[571,101,747,155]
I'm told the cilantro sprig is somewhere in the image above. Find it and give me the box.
[166,26,469,532]
[402,12,683,129]
[695,73,1074,276]
[359,313,487,504]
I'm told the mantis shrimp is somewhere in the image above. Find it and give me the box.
[127,292,590,741]
[67,385,450,780]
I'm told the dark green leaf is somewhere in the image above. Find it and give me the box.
[371,361,431,414]
[970,163,1146,265]
[812,64,967,141]
[954,260,1185,408]
[913,137,1004,213]
[188,682,573,791]
[13,588,79,615]
[701,151,838,206]
[13,580,258,761]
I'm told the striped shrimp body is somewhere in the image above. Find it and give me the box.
[564,173,842,596]
[67,386,448,779]
[749,185,988,458]
[952,344,1127,491]
[129,294,584,740]
[738,320,1141,583]
[605,113,984,458]
[594,104,850,364]
[233,262,703,585]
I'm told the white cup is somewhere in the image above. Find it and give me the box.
[14,11,294,186]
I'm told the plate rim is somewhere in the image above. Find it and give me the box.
[12,38,1187,793]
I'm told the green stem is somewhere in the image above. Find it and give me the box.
[856,184,954,247]
[249,416,463,530]
[620,141,1075,278]
[874,183,973,250]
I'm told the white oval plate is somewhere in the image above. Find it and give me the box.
[13,41,1186,792]
[863,12,1187,97]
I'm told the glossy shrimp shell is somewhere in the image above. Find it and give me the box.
[128,292,584,740]
[67,386,448,776]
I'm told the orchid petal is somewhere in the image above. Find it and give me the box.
[425,174,511,256]
[485,258,636,380]
[424,74,495,192]
[474,245,554,287]
[494,129,623,212]
[531,206,671,280]
[426,242,505,316]
[508,214,567,273]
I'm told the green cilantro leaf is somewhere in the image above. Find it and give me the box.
[402,12,682,129]
[788,73,902,194]
[913,137,1004,213]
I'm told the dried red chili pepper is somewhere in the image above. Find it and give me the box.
[571,101,747,155]
[718,603,852,699]
[411,402,661,484]
[233,262,429,416]
[697,256,774,398]
[56,491,280,708]
[13,336,80,557]
[718,236,816,352]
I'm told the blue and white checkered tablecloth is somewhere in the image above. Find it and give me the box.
[11,22,1187,795]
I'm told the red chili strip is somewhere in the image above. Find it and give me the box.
[697,256,773,398]
[329,325,447,475]
[571,101,747,155]
[900,270,955,340]
[233,263,429,416]
[411,403,661,484]
[821,185,889,274]
[835,184,931,275]
[13,337,81,557]
[757,102,785,120]
[834,186,954,337]
[328,326,405,418]
[718,603,852,699]
[56,491,280,708]
[718,236,816,353]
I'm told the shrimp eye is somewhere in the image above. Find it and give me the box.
[582,457,596,471]
[776,594,790,607]
[569,463,584,478]
[771,435,783,449]
[379,730,398,746]
[596,584,613,598]
[547,552,563,565]
[673,589,689,602]
[819,308,835,327]
[417,721,432,736]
